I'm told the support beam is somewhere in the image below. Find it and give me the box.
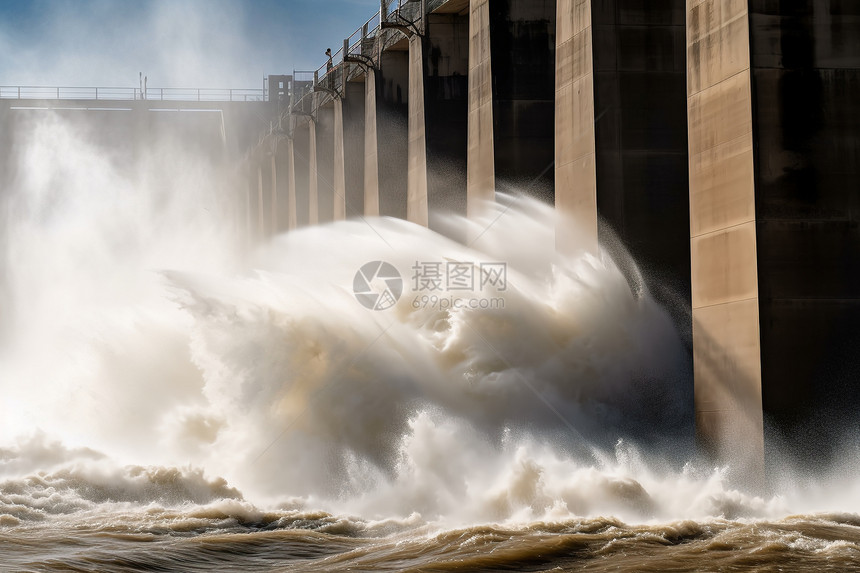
[287,138,297,230]
[315,105,335,223]
[687,2,860,475]
[245,159,254,246]
[407,34,429,226]
[292,121,311,228]
[257,164,265,238]
[333,98,346,221]
[270,151,278,233]
[466,0,494,218]
[308,118,319,225]
[364,68,380,216]
[554,0,597,253]
[686,0,763,480]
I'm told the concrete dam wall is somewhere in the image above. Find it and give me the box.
[1,0,855,480]
[249,0,860,477]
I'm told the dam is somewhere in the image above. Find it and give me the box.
[2,0,858,479]
[246,0,860,476]
[6,2,860,570]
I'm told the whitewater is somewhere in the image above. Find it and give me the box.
[1,111,859,572]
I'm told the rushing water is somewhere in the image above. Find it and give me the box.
[1,111,859,572]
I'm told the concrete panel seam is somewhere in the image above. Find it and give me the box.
[687,66,750,99]
[690,216,755,239]
[691,295,758,312]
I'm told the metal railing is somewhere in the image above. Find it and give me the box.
[383,0,422,23]
[291,6,385,113]
[345,11,381,68]
[290,71,316,110]
[0,86,267,102]
[314,43,346,95]
[288,0,433,116]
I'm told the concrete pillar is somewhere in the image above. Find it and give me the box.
[132,104,150,168]
[333,98,346,221]
[689,3,860,472]
[466,0,495,218]
[271,136,291,234]
[407,34,429,226]
[0,103,12,187]
[287,137,297,230]
[257,164,266,237]
[293,121,310,228]
[315,104,335,223]
[245,159,254,245]
[0,103,13,347]
[308,118,319,225]
[270,151,278,233]
[364,68,380,216]
[554,0,597,252]
[686,1,763,477]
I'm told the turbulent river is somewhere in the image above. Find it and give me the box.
[1,112,859,572]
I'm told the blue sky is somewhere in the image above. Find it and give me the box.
[0,0,380,89]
